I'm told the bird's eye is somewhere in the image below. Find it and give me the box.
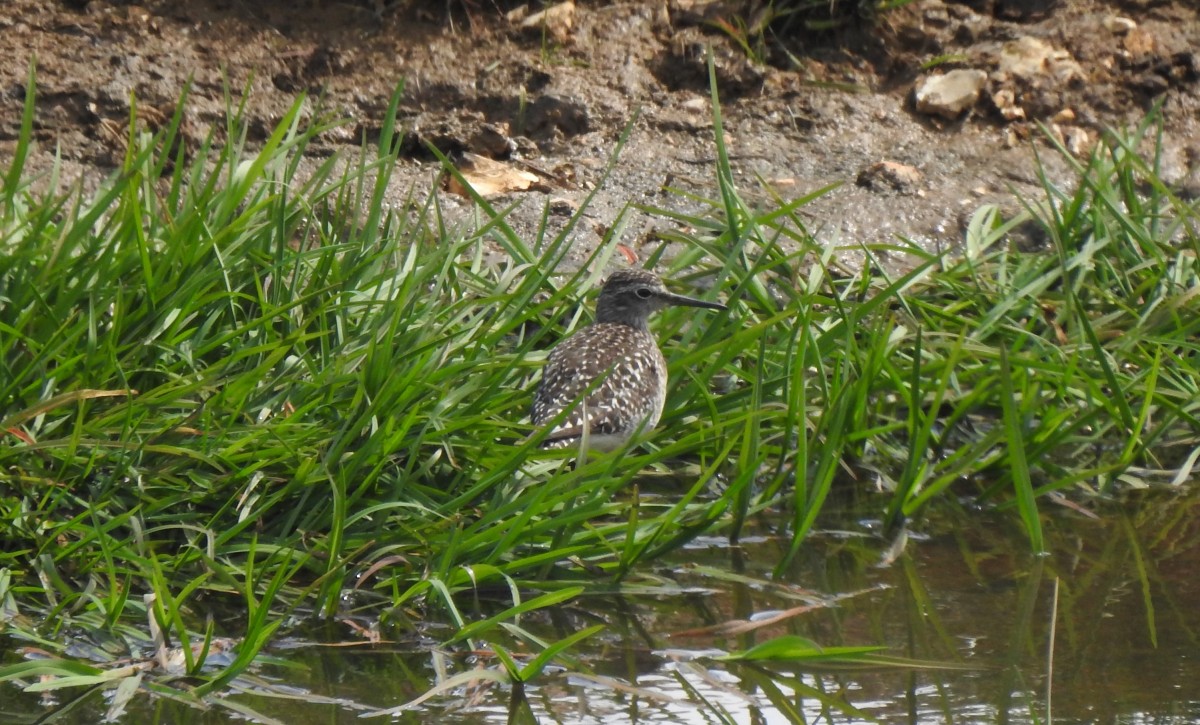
[635,287,652,299]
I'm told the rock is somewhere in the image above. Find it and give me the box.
[995,0,1057,22]
[519,1,575,44]
[953,12,988,44]
[1063,126,1090,157]
[525,95,590,138]
[998,37,1084,85]
[505,4,530,23]
[1044,123,1091,158]
[988,36,1088,122]
[1051,108,1075,123]
[470,123,515,158]
[923,1,951,27]
[653,108,710,133]
[321,124,356,144]
[1172,52,1200,82]
[914,69,987,119]
[1103,16,1137,34]
[548,197,578,215]
[1123,28,1156,59]
[856,161,923,195]
[990,88,1026,120]
[512,136,540,156]
[1130,72,1170,96]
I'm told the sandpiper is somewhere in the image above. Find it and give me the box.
[531,269,727,452]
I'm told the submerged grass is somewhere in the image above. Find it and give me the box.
[1,59,1198,717]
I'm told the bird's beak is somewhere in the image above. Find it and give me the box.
[659,290,728,312]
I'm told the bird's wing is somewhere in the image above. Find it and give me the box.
[531,324,663,446]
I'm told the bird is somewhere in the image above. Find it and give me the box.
[531,268,727,453]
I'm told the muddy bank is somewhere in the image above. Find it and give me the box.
[2,0,1197,268]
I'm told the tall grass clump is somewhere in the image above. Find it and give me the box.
[0,54,1197,716]
[639,88,1198,564]
[0,62,852,712]
[0,70,745,709]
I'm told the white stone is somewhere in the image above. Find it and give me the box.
[914,70,988,119]
[1103,16,1137,34]
[999,36,1085,85]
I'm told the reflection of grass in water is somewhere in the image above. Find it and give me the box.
[1,55,1197,720]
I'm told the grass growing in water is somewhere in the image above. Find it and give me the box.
[1,63,1197,716]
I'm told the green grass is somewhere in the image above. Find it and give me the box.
[1,58,1198,717]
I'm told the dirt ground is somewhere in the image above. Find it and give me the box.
[2,0,1198,267]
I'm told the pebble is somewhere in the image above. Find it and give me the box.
[914,69,987,119]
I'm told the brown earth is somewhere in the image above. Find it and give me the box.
[2,0,1198,267]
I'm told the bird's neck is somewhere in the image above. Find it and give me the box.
[595,309,650,330]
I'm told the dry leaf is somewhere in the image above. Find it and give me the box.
[447,153,543,198]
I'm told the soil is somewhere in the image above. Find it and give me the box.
[2,0,1198,269]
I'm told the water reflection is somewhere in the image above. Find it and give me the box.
[4,487,1199,723]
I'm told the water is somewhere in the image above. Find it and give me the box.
[4,486,1199,723]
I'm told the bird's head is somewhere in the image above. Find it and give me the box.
[594,269,726,328]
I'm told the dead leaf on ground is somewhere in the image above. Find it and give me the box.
[446,152,544,198]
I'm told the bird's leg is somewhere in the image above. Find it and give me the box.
[574,399,590,471]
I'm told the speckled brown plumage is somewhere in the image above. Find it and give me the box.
[531,269,726,452]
